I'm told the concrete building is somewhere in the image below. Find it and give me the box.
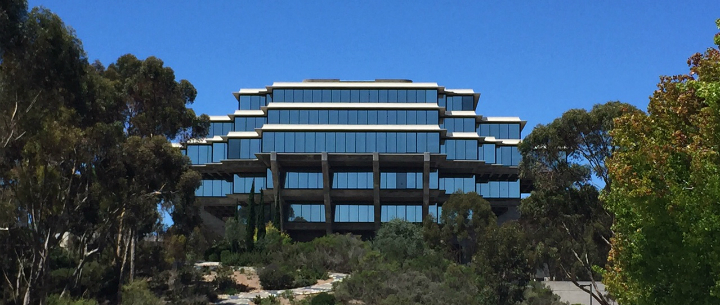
[179,79,529,240]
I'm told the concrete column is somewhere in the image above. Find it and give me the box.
[270,152,284,231]
[321,152,333,235]
[422,152,430,220]
[373,152,381,231]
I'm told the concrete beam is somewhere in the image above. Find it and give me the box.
[322,152,333,235]
[373,152,381,231]
[423,152,430,220]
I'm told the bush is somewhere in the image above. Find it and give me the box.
[309,292,336,305]
[121,280,162,305]
[47,295,99,305]
[258,263,294,290]
[373,219,426,263]
[293,266,327,287]
[208,253,219,262]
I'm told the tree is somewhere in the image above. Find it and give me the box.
[424,192,496,263]
[604,20,720,305]
[518,101,639,305]
[257,189,266,240]
[245,183,256,252]
[472,222,532,305]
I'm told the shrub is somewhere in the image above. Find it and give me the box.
[373,219,426,263]
[309,292,336,305]
[293,266,327,287]
[208,253,219,262]
[47,295,99,305]
[121,280,162,305]
[258,263,294,290]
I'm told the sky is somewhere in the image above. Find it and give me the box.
[26,1,720,135]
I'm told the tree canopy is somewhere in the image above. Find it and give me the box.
[604,20,720,305]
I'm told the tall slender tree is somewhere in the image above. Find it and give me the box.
[257,189,266,239]
[245,182,256,252]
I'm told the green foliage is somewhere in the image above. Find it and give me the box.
[120,280,162,305]
[373,219,426,263]
[258,264,295,290]
[604,22,720,305]
[518,101,638,305]
[426,192,496,263]
[47,295,99,305]
[309,292,336,305]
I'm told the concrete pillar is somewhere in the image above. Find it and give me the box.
[422,152,430,220]
[321,152,333,235]
[270,152,284,231]
[373,152,381,231]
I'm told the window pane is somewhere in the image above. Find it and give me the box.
[397,133,406,152]
[329,110,339,124]
[378,90,388,102]
[378,110,388,124]
[388,90,398,103]
[341,90,350,102]
[398,90,407,103]
[369,90,378,103]
[274,90,285,102]
[350,90,360,103]
[332,90,341,102]
[359,90,369,103]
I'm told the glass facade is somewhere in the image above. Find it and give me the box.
[478,123,521,139]
[289,204,325,222]
[262,132,440,153]
[268,109,439,125]
[335,205,374,222]
[185,81,525,235]
[272,89,437,103]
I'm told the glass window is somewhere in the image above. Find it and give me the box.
[321,90,331,102]
[426,90,437,103]
[397,133,406,152]
[338,110,348,124]
[377,133,386,152]
[228,140,241,159]
[438,94,446,108]
[279,110,290,124]
[367,133,376,152]
[388,111,397,124]
[289,110,299,124]
[428,133,440,153]
[357,133,366,153]
[309,110,319,124]
[302,90,312,102]
[378,90,388,102]
[341,90,350,102]
[407,110,417,124]
[359,90,369,103]
[369,90,378,103]
[336,133,346,153]
[388,90,398,103]
[274,132,285,152]
[462,96,473,110]
[499,124,509,139]
[311,89,321,102]
[407,90,417,103]
[417,133,427,153]
[240,139,250,159]
[378,110,388,124]
[318,110,329,124]
[325,132,335,153]
[358,110,368,124]
[295,133,305,153]
[489,124,499,138]
[315,132,325,152]
[348,111,357,124]
[407,133,417,153]
[387,133,397,153]
[368,110,377,124]
[299,111,309,124]
[346,133,356,153]
[509,124,520,139]
[250,96,259,110]
[268,111,279,124]
[428,111,439,125]
[212,143,226,162]
[306,132,315,152]
[239,96,251,110]
[274,90,285,102]
[329,110,339,124]
[398,90,407,103]
[483,144,495,163]
[263,133,274,152]
[350,90,360,103]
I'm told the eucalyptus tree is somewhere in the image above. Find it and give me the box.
[518,101,640,305]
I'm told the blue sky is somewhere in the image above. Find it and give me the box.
[27,1,720,134]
